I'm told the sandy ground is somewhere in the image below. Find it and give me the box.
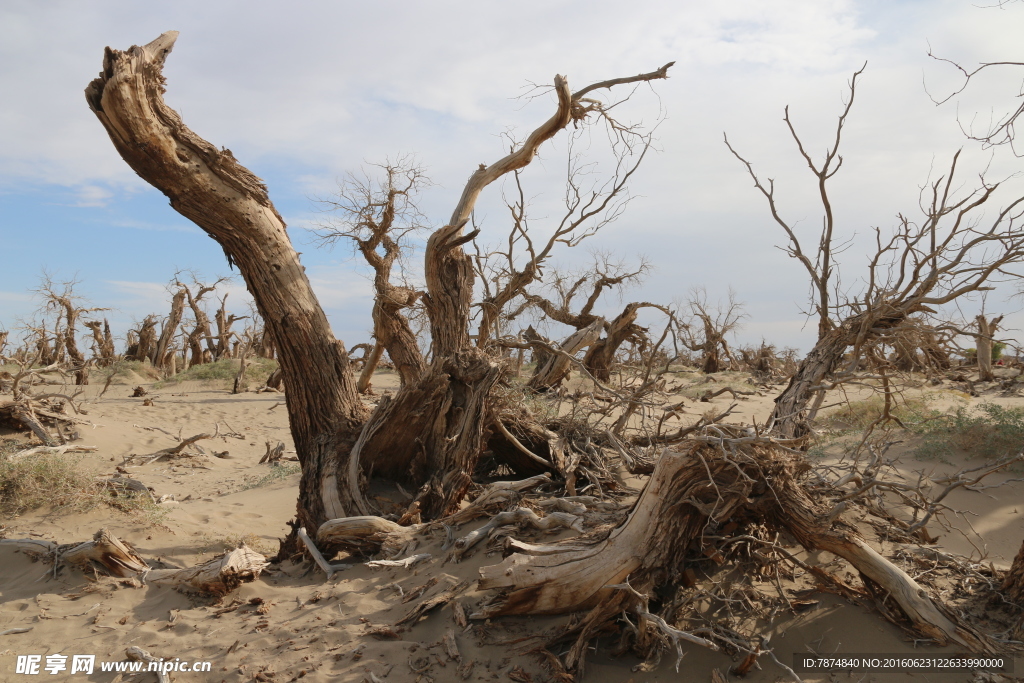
[1,368,1022,682]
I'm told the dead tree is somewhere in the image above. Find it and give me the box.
[150,282,190,371]
[312,160,428,389]
[682,287,745,374]
[975,313,1004,381]
[581,301,663,382]
[174,276,225,367]
[83,319,116,367]
[519,255,652,388]
[472,123,650,349]
[38,277,108,385]
[86,31,673,532]
[728,66,1024,438]
[212,292,247,360]
[345,431,995,676]
[126,315,158,364]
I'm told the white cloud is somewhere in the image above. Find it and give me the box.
[4,0,1024,352]
[72,185,114,207]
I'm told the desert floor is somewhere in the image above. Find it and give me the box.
[1,367,1022,682]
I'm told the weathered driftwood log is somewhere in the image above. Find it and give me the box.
[147,546,268,595]
[2,530,265,596]
[474,438,993,653]
[9,444,96,459]
[3,530,149,579]
[316,515,417,556]
[125,647,170,683]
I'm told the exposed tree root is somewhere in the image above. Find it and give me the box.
[472,433,995,675]
[449,507,582,562]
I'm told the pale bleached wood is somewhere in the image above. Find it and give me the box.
[147,546,267,595]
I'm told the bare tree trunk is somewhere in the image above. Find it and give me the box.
[582,303,647,382]
[154,288,186,371]
[356,342,384,394]
[373,293,426,386]
[529,320,603,391]
[132,316,158,366]
[87,33,368,533]
[976,314,1003,382]
[770,325,852,439]
[84,320,116,367]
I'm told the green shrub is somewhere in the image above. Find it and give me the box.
[819,395,938,431]
[0,447,164,520]
[913,403,1024,461]
[155,358,278,389]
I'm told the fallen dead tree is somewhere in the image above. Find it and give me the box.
[467,431,995,675]
[0,529,267,595]
[0,394,89,447]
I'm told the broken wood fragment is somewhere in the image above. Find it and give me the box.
[147,545,268,595]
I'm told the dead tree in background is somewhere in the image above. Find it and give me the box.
[84,319,116,367]
[213,293,247,360]
[472,125,649,349]
[38,276,108,385]
[519,255,651,388]
[126,316,158,364]
[153,283,186,372]
[682,287,745,374]
[728,66,1024,438]
[176,276,225,367]
[975,313,1004,381]
[86,31,673,532]
[312,160,428,390]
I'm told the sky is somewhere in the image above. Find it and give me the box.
[2,0,1024,354]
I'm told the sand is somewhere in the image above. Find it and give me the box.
[1,369,1022,682]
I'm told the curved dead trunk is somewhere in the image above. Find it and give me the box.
[582,303,647,382]
[475,439,993,654]
[86,32,368,532]
[528,320,603,391]
[154,288,186,370]
[373,289,426,387]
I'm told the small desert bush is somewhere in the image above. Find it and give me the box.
[912,403,1024,462]
[155,357,278,389]
[0,450,102,515]
[239,462,300,491]
[0,447,163,520]
[819,395,939,432]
